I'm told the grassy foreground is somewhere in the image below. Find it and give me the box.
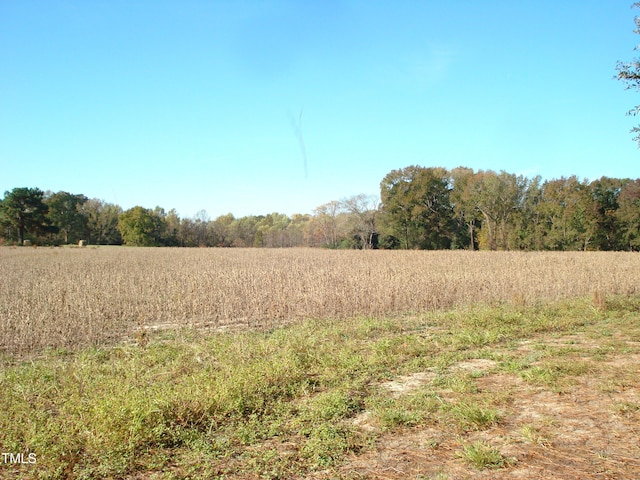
[1,296,639,479]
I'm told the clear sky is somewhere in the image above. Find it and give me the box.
[1,1,639,218]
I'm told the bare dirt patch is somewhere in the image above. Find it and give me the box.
[452,358,498,373]
[378,360,498,399]
[380,371,438,398]
[338,337,640,479]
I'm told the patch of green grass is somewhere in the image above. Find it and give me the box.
[432,372,479,394]
[368,388,444,431]
[1,296,639,478]
[453,329,505,348]
[457,440,509,469]
[377,405,423,429]
[300,424,353,468]
[519,365,562,386]
[519,360,592,389]
[299,389,363,422]
[0,317,396,478]
[446,402,501,431]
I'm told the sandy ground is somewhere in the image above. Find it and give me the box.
[317,337,640,479]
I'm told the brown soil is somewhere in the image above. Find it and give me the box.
[326,338,640,479]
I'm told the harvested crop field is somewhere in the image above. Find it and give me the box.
[1,246,640,479]
[1,246,639,354]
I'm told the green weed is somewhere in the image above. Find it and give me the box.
[457,440,509,469]
[520,424,552,447]
[447,402,501,431]
[1,296,639,478]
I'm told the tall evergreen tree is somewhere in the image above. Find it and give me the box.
[0,187,50,244]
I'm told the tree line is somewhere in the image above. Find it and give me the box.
[1,166,639,251]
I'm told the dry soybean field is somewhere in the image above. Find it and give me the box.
[1,246,639,355]
[2,246,640,479]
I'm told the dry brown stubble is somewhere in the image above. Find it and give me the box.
[1,247,639,354]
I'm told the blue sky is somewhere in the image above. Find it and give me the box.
[1,1,639,218]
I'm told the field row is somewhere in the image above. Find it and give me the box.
[1,247,639,354]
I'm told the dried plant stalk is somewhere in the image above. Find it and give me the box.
[1,247,638,354]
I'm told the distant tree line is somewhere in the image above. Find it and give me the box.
[379,166,640,251]
[1,166,639,251]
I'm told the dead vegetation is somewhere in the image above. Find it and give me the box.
[1,247,639,355]
[0,252,638,479]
